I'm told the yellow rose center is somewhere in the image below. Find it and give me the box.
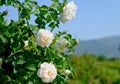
[48,70,52,76]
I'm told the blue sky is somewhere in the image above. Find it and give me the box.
[0,0,120,40]
[61,0,120,40]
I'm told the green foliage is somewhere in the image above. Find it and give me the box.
[52,0,58,2]
[68,54,120,84]
[0,0,78,84]
[98,55,107,61]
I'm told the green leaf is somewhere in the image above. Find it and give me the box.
[20,39,25,48]
[50,3,56,8]
[49,22,56,29]
[22,36,28,40]
[40,10,48,15]
[7,0,12,5]
[27,64,36,71]
[0,0,6,6]
[0,35,7,43]
[46,13,52,23]
[63,0,67,3]
[41,5,48,9]
[12,61,16,66]
[3,10,8,16]
[49,8,55,11]
[32,1,37,5]
[35,16,42,24]
[55,57,63,65]
[67,34,72,39]
[0,15,4,23]
[8,28,14,34]
[20,7,31,19]
[52,0,58,2]
[40,5,48,15]
[17,59,26,65]
[50,12,57,21]
[56,3,63,12]
[13,67,17,73]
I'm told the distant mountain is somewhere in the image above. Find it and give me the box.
[74,35,120,57]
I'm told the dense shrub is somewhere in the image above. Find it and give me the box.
[0,0,78,83]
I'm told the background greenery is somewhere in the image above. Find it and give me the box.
[68,54,120,84]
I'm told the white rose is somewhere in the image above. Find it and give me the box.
[64,70,71,75]
[37,62,57,83]
[24,40,29,47]
[0,58,2,68]
[24,24,27,26]
[59,38,68,46]
[23,40,30,50]
[55,38,68,52]
[28,81,33,84]
[59,1,77,23]
[36,29,54,47]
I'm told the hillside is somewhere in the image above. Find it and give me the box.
[74,35,120,57]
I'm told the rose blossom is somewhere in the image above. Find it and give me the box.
[59,1,77,23]
[28,81,33,84]
[55,38,68,52]
[37,62,57,83]
[36,29,54,47]
[24,40,28,47]
[23,40,30,50]
[64,70,71,75]
[59,38,68,47]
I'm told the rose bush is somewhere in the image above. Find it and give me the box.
[0,0,78,84]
